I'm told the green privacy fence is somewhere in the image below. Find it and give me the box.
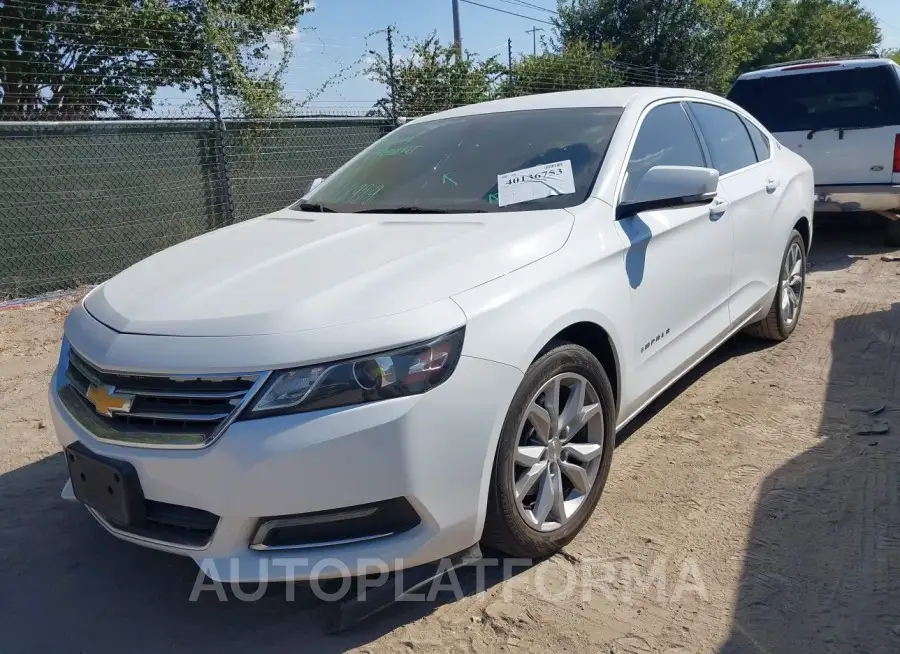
[0,117,393,299]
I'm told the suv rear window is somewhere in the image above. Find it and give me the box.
[727,65,900,133]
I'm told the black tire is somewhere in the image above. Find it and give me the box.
[744,229,806,342]
[481,342,616,559]
[885,218,900,248]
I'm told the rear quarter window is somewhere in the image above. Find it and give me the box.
[727,65,900,133]
[688,103,758,175]
[741,117,771,160]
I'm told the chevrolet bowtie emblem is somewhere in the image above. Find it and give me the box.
[85,384,135,418]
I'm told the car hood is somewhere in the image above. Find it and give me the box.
[84,207,575,337]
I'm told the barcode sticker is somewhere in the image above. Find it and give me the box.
[497,160,576,207]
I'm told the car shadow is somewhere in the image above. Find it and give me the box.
[616,332,771,446]
[0,451,529,653]
[619,214,652,289]
[719,302,900,652]
[807,213,898,273]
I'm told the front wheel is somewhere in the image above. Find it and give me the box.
[744,229,806,342]
[481,343,616,559]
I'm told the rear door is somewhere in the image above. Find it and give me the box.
[727,63,900,185]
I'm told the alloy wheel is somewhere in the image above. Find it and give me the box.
[780,241,804,326]
[512,373,605,532]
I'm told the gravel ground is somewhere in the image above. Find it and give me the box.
[1,219,899,654]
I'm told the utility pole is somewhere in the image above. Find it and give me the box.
[507,37,514,91]
[451,0,462,60]
[525,26,544,56]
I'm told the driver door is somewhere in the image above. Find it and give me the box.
[615,101,733,414]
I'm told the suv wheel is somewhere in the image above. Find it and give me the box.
[481,343,615,559]
[885,217,900,248]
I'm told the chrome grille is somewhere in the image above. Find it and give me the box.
[57,344,267,449]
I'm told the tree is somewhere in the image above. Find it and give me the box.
[884,48,900,66]
[366,33,505,119]
[554,0,731,80]
[0,0,312,119]
[553,0,882,93]
[736,0,881,72]
[499,41,623,97]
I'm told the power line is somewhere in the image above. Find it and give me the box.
[458,0,555,26]
[497,0,558,15]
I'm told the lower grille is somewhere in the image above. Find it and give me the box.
[57,341,266,448]
[90,500,220,549]
[250,498,422,551]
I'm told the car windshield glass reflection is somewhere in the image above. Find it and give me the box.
[292,107,623,214]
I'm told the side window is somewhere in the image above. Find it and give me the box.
[688,103,757,175]
[624,103,705,199]
[741,116,771,161]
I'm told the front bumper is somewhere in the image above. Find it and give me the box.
[814,184,900,214]
[50,351,522,583]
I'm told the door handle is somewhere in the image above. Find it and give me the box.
[765,178,779,193]
[709,198,729,220]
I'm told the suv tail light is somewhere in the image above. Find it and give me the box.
[894,134,900,174]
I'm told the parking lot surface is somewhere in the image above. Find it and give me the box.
[1,220,899,653]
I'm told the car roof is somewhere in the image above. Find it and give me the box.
[737,56,897,81]
[408,87,729,124]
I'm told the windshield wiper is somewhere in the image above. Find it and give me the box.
[352,206,486,214]
[294,201,337,213]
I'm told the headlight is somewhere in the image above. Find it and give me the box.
[243,328,465,418]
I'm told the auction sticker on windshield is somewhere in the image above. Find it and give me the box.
[497,160,576,207]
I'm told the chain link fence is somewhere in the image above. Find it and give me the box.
[0,22,715,299]
[0,117,392,298]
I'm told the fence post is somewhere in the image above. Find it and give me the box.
[387,26,399,127]
[507,38,514,92]
[654,63,660,86]
[205,28,235,226]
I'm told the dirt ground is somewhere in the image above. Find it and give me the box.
[1,219,899,654]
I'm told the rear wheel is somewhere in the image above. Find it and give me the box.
[481,343,616,559]
[744,229,806,342]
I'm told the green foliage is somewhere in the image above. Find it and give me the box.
[0,0,312,119]
[884,49,900,66]
[366,33,505,119]
[554,0,731,78]
[498,41,623,97]
[735,0,881,72]
[554,0,882,92]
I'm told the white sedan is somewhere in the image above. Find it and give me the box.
[50,87,813,581]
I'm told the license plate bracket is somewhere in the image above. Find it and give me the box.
[65,442,146,527]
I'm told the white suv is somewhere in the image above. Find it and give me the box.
[728,55,900,245]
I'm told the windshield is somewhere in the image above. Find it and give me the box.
[295,107,623,214]
[727,65,900,133]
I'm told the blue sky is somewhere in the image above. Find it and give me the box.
[291,0,900,108]
[156,0,900,115]
[283,0,564,110]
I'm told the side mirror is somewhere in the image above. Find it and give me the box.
[617,165,719,219]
